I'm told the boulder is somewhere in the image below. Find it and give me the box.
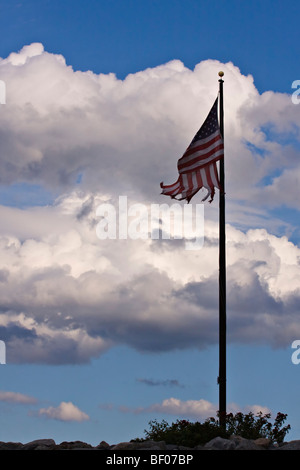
[0,441,24,450]
[229,435,263,450]
[253,437,272,449]
[96,440,110,449]
[134,440,167,450]
[204,436,236,450]
[275,440,300,450]
[57,440,93,450]
[111,440,166,450]
[22,439,56,450]
[110,441,139,450]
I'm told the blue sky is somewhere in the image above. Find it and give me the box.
[0,0,299,446]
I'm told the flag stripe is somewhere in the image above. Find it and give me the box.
[200,167,208,190]
[210,162,220,189]
[179,140,223,170]
[179,146,224,173]
[196,170,203,189]
[192,172,198,192]
[180,131,221,160]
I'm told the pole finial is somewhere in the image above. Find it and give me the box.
[218,71,224,78]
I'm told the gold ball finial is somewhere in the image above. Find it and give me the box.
[218,71,224,77]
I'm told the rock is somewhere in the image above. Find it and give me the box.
[232,436,264,450]
[0,436,298,450]
[193,444,207,450]
[0,441,24,450]
[22,439,56,450]
[57,440,93,450]
[275,440,300,450]
[254,437,271,449]
[204,436,236,450]
[96,440,110,449]
[111,440,166,450]
[134,440,167,450]
[110,441,138,450]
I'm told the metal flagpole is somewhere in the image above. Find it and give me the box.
[217,71,226,429]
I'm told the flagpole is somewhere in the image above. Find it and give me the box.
[218,71,226,429]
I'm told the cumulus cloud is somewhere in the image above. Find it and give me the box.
[0,43,299,364]
[0,190,299,363]
[110,397,271,420]
[0,390,37,404]
[148,398,217,418]
[0,42,298,207]
[38,401,89,422]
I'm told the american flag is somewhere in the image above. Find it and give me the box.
[160,97,224,203]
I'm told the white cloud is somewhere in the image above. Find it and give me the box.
[149,397,217,418]
[38,401,89,422]
[0,44,299,363]
[115,397,271,420]
[0,42,298,208]
[0,189,298,363]
[2,43,45,66]
[0,390,37,404]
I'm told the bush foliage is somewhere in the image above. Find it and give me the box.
[139,412,290,447]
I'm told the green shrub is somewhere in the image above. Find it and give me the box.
[224,411,290,443]
[138,411,290,447]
